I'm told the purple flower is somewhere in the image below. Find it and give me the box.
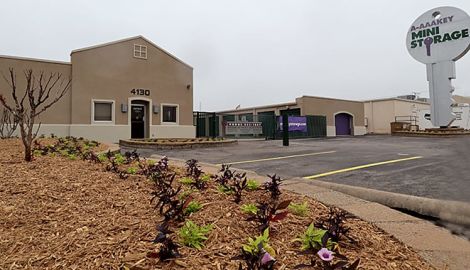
[317,248,334,262]
[261,252,275,265]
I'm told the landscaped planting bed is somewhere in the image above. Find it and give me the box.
[120,137,237,151]
[0,138,435,269]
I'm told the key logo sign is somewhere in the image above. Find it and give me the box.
[407,6,470,64]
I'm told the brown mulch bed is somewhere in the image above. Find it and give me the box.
[0,139,435,269]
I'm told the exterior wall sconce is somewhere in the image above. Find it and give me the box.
[121,104,128,113]
[153,105,159,114]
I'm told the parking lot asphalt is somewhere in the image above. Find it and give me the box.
[148,135,470,203]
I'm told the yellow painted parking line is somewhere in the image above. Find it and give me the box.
[216,151,336,166]
[304,156,423,179]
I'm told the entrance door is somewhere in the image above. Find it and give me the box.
[335,113,352,136]
[131,105,145,139]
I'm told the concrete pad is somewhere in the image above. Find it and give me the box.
[419,250,470,270]
[281,181,332,195]
[305,190,368,206]
[376,220,470,252]
[340,202,422,223]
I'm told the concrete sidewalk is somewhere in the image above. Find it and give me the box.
[157,155,470,270]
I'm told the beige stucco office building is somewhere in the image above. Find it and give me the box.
[219,95,366,137]
[0,36,195,142]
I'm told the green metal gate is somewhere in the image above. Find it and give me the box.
[194,112,219,138]
[307,115,327,137]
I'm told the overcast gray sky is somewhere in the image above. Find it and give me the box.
[1,0,470,111]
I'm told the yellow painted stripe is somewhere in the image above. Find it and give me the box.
[304,156,423,179]
[216,151,336,166]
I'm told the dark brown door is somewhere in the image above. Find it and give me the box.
[131,105,145,139]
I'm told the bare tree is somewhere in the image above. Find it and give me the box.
[0,68,71,161]
[0,106,19,139]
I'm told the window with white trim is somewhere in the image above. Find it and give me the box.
[134,44,147,59]
[93,101,113,122]
[162,105,178,123]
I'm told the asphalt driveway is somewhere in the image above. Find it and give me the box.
[145,135,470,203]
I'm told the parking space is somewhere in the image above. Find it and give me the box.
[150,135,470,203]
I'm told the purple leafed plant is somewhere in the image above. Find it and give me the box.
[247,200,291,232]
[315,207,351,243]
[185,159,207,190]
[263,174,283,201]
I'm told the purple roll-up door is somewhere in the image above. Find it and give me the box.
[335,113,351,136]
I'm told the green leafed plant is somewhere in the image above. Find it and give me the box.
[238,228,276,269]
[179,177,195,185]
[246,179,260,191]
[178,220,212,250]
[184,201,203,215]
[242,228,275,257]
[288,201,309,217]
[179,189,194,200]
[97,153,108,163]
[127,167,138,174]
[33,149,42,156]
[201,174,211,182]
[240,203,259,215]
[217,184,234,194]
[114,153,126,165]
[294,223,336,251]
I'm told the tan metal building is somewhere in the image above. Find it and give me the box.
[218,95,366,137]
[0,36,195,142]
[364,97,430,134]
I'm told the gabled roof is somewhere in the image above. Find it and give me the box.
[71,35,192,69]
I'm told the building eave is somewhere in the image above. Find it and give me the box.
[0,54,71,65]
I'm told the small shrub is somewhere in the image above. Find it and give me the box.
[178,220,212,250]
[288,201,309,217]
[184,201,203,215]
[240,203,259,215]
[246,179,260,191]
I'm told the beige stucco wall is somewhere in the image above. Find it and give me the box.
[298,96,365,126]
[364,99,430,134]
[0,56,72,125]
[70,37,193,126]
[453,95,470,104]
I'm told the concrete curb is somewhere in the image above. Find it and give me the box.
[299,178,470,227]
